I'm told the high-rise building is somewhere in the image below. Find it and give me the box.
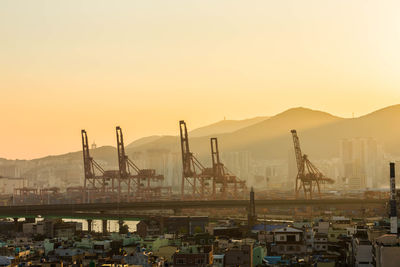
[340,138,384,189]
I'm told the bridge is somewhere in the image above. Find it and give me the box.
[0,198,386,220]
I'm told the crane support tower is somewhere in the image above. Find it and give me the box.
[290,130,334,199]
[82,129,114,202]
[179,120,247,200]
[116,126,169,201]
[211,138,247,199]
[179,120,214,199]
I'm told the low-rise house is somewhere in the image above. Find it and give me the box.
[253,245,266,266]
[75,238,93,250]
[331,216,351,229]
[54,248,85,263]
[136,220,161,238]
[303,226,314,253]
[140,236,169,252]
[124,252,152,267]
[166,216,209,235]
[373,234,400,267]
[328,227,347,243]
[314,233,328,252]
[54,222,80,239]
[187,233,214,246]
[314,221,330,235]
[93,240,111,256]
[13,237,33,247]
[212,227,243,239]
[352,229,373,267]
[271,227,306,255]
[212,254,224,267]
[173,245,213,267]
[153,245,178,263]
[224,244,253,267]
[0,256,11,267]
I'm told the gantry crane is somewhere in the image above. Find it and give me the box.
[211,138,247,199]
[82,129,111,202]
[116,126,168,201]
[291,129,334,199]
[179,120,214,199]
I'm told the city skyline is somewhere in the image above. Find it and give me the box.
[1,2,400,265]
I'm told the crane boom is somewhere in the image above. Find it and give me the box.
[291,130,304,173]
[290,129,334,199]
[116,126,129,179]
[179,120,194,177]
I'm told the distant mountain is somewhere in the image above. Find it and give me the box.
[289,104,400,159]
[126,105,400,161]
[126,135,162,149]
[3,105,400,186]
[125,116,269,149]
[189,116,269,137]
[128,107,345,160]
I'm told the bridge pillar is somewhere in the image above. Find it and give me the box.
[102,219,107,235]
[13,218,19,232]
[118,220,125,234]
[87,219,93,233]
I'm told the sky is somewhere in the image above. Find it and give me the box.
[1,0,400,159]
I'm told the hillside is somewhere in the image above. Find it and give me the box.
[126,136,162,150]
[189,116,269,137]
[129,107,345,160]
[125,116,269,149]
[127,105,400,161]
[3,105,400,185]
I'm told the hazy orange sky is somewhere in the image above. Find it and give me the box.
[1,0,400,159]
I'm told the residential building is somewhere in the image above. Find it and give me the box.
[271,227,306,255]
[173,245,213,267]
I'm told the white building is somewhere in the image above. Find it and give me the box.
[373,234,400,267]
[352,229,373,267]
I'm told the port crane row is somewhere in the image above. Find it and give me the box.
[11,123,333,204]
[81,122,331,201]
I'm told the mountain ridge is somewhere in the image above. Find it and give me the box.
[3,105,400,163]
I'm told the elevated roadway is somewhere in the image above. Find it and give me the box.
[0,198,386,220]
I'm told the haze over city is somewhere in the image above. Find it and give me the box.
[1,0,400,159]
[3,1,400,266]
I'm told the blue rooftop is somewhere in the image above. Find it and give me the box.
[252,224,287,232]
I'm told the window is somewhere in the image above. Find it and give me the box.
[176,258,186,265]
[279,236,285,241]
[195,258,204,264]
